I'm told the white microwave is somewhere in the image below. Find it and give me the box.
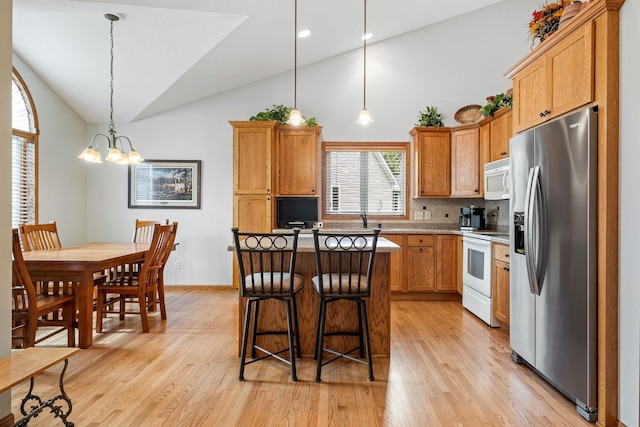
[484,158,510,200]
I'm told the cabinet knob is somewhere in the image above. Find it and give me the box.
[501,152,507,155]
[539,110,551,117]
[504,267,510,272]
[311,189,315,193]
[505,254,510,258]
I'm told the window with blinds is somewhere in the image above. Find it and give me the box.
[12,70,38,228]
[323,142,409,218]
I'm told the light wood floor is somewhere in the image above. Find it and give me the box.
[12,287,593,426]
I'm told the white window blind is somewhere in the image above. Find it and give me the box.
[12,71,38,229]
[324,145,407,216]
[12,134,36,228]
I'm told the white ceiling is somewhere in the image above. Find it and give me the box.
[13,0,503,124]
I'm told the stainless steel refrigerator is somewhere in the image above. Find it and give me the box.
[509,106,598,422]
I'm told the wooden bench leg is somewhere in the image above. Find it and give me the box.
[15,358,74,427]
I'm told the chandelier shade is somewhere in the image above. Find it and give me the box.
[78,13,143,164]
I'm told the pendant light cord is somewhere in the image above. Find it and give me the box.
[363,0,367,109]
[293,0,298,109]
[108,16,116,133]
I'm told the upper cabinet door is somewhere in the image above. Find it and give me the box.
[277,127,321,195]
[411,127,451,197]
[512,22,594,133]
[451,126,480,197]
[231,121,277,194]
[490,109,512,162]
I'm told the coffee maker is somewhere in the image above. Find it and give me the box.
[459,206,485,231]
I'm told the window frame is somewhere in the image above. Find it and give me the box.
[321,141,410,220]
[12,67,39,228]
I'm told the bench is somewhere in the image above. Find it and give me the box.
[0,347,80,427]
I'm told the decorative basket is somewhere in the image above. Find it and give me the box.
[559,1,583,28]
[454,104,483,124]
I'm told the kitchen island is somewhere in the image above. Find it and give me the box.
[231,234,400,356]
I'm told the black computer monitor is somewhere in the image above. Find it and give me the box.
[276,197,318,229]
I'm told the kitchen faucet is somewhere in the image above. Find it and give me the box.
[360,212,368,228]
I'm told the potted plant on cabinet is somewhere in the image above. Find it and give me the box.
[249,104,319,126]
[415,105,446,127]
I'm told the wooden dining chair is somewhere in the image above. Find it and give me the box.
[232,227,303,381]
[11,228,76,348]
[133,219,169,243]
[19,222,62,251]
[311,228,380,382]
[95,222,178,333]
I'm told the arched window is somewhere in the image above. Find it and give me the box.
[11,67,39,228]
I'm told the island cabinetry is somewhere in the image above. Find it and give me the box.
[411,127,451,197]
[489,108,512,161]
[276,126,322,195]
[382,234,405,292]
[450,125,481,197]
[406,235,435,292]
[511,21,594,133]
[492,243,510,326]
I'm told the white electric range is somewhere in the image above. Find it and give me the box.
[461,230,510,327]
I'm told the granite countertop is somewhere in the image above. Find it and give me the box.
[228,234,401,253]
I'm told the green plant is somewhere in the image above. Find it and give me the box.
[480,93,513,117]
[249,104,319,126]
[415,105,446,127]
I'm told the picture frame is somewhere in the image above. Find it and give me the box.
[128,160,201,209]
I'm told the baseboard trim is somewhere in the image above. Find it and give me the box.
[391,292,461,302]
[164,285,234,291]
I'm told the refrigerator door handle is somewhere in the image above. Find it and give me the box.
[523,167,538,295]
[525,165,546,296]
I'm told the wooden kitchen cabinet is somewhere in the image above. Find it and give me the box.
[489,108,512,162]
[450,125,480,197]
[276,126,322,195]
[230,121,276,195]
[511,21,594,133]
[382,234,404,292]
[435,235,457,292]
[492,243,510,325]
[456,235,463,295]
[233,194,272,231]
[411,127,451,197]
[406,235,435,292]
[478,120,491,196]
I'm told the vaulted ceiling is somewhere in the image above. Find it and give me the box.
[13,0,503,123]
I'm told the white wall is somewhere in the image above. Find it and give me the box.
[12,54,88,245]
[619,2,640,426]
[82,0,539,286]
[1,0,13,419]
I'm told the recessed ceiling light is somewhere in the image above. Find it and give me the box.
[298,29,311,38]
[362,32,373,41]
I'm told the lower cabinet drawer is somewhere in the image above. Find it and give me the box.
[407,235,434,246]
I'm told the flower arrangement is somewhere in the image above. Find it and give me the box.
[528,1,572,45]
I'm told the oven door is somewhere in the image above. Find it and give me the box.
[462,236,493,297]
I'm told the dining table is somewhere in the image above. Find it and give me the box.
[22,242,150,348]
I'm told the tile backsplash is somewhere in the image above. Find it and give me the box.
[322,198,510,231]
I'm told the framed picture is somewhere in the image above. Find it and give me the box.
[128,160,201,209]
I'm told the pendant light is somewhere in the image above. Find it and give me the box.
[79,13,143,164]
[357,0,373,125]
[287,0,305,126]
